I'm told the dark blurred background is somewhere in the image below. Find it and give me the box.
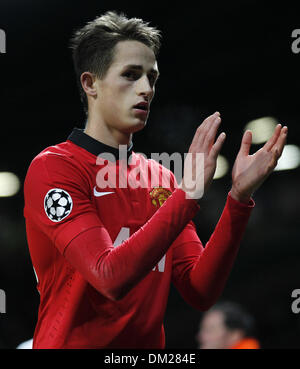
[0,0,299,349]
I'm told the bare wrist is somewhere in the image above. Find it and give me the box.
[230,187,251,204]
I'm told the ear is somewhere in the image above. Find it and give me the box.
[80,72,98,98]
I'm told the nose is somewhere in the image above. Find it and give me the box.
[136,75,154,99]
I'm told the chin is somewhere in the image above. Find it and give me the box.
[123,119,147,133]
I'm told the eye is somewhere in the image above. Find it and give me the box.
[122,70,139,80]
[148,74,157,87]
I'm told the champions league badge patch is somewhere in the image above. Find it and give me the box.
[44,188,73,222]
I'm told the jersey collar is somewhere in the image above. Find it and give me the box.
[67,128,134,159]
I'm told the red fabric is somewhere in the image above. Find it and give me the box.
[24,138,254,349]
[64,188,200,301]
[172,193,254,310]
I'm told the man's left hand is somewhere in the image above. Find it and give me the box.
[230,124,288,203]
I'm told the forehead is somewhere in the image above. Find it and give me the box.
[111,40,158,72]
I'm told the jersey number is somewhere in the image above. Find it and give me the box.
[113,227,166,273]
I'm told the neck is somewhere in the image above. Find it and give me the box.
[84,115,133,149]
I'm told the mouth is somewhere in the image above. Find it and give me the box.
[133,101,149,112]
[132,102,149,119]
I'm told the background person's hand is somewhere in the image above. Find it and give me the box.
[179,112,226,200]
[230,124,288,203]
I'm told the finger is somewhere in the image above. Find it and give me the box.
[201,111,220,133]
[203,115,222,151]
[272,126,288,158]
[204,116,221,146]
[263,124,282,152]
[238,130,252,156]
[191,112,220,148]
[210,132,226,160]
[197,114,221,151]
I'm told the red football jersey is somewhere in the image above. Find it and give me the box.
[24,128,203,348]
[24,128,254,349]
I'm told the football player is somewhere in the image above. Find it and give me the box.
[24,11,287,348]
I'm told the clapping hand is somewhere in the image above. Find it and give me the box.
[230,124,288,203]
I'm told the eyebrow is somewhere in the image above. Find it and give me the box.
[123,64,160,78]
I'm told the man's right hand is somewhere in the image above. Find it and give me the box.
[179,112,226,200]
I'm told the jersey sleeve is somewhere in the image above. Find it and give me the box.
[171,193,254,311]
[171,221,204,283]
[168,169,204,283]
[168,167,255,311]
[24,151,103,254]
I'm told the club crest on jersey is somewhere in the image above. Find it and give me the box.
[150,187,172,208]
[44,188,73,222]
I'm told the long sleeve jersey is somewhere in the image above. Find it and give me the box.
[24,128,254,349]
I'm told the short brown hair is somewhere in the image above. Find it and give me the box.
[69,11,162,115]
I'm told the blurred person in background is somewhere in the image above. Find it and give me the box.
[196,301,260,349]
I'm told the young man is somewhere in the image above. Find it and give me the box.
[23,11,287,349]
